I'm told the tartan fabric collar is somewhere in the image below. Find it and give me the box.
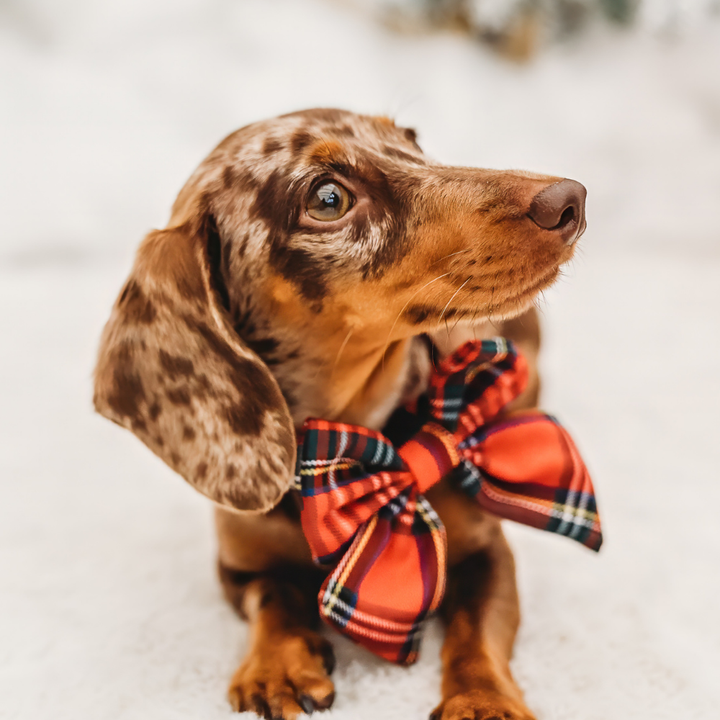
[295,338,602,665]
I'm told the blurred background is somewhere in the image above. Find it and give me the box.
[1,1,719,719]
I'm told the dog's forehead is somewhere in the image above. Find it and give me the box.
[218,109,418,173]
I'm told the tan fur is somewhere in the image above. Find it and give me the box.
[94,109,586,720]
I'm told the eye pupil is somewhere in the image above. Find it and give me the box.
[307,182,351,221]
[318,188,339,207]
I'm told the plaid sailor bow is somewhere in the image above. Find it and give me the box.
[295,338,602,665]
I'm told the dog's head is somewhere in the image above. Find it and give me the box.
[94,108,585,513]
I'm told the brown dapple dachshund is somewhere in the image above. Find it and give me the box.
[93,108,586,720]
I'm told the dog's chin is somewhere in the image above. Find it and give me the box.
[436,265,561,329]
[486,266,562,321]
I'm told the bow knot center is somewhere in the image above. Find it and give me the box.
[397,423,460,494]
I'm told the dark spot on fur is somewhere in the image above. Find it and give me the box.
[252,170,294,234]
[183,426,196,441]
[170,452,180,465]
[193,373,216,401]
[236,231,250,258]
[206,214,231,311]
[222,166,236,190]
[155,436,164,448]
[159,350,194,380]
[192,320,282,436]
[334,124,355,137]
[224,405,262,436]
[149,401,162,421]
[166,387,191,406]
[197,462,208,480]
[245,336,280,358]
[274,247,328,305]
[262,137,282,155]
[290,130,313,154]
[226,465,237,480]
[405,304,435,325]
[106,345,146,421]
[119,280,156,324]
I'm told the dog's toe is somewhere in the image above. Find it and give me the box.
[228,630,335,719]
[430,690,535,720]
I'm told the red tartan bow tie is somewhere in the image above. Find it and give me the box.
[295,339,602,665]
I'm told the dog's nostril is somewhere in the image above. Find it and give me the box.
[528,179,586,242]
[557,205,575,228]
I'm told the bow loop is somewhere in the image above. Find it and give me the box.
[296,420,411,565]
[455,411,603,551]
[426,338,528,441]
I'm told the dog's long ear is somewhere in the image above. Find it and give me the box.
[93,212,295,512]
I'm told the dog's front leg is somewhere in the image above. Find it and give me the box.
[219,564,336,719]
[432,527,536,720]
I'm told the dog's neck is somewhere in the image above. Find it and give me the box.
[232,298,429,431]
[264,331,428,431]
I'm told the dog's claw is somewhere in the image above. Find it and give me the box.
[299,695,315,715]
[319,642,336,676]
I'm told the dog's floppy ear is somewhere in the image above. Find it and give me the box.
[93,211,295,512]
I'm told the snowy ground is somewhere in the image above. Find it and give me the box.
[1,2,719,719]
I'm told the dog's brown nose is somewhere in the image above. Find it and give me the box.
[528,179,587,244]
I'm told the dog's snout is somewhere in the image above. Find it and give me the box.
[528,179,587,244]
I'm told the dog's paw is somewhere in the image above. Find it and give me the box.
[228,629,335,719]
[430,690,536,720]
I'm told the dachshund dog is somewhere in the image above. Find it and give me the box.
[94,108,586,720]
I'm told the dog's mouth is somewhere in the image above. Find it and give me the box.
[402,262,564,329]
[487,265,562,317]
[442,264,562,324]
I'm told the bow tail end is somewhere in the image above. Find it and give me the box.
[455,461,603,552]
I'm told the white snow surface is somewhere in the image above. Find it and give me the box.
[1,2,720,719]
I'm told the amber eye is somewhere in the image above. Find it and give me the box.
[307,182,351,221]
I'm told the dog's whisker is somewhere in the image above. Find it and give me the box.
[428,248,471,269]
[381,271,452,369]
[331,327,355,378]
[440,277,472,324]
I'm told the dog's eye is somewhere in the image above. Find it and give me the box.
[307,182,351,221]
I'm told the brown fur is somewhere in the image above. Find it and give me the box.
[94,109,585,719]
